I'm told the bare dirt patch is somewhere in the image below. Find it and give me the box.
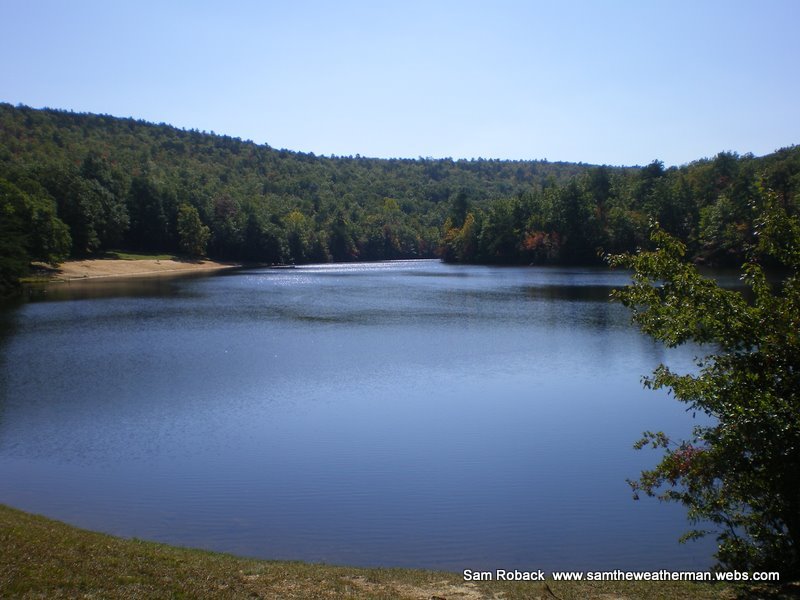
[343,575,505,600]
[52,258,238,280]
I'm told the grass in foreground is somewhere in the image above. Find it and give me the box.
[0,504,795,599]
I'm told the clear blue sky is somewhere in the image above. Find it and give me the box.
[2,0,798,166]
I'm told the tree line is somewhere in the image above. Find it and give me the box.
[441,150,800,267]
[1,102,799,295]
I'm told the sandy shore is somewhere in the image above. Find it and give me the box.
[50,258,239,281]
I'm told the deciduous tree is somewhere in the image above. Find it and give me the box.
[609,196,800,577]
[177,203,210,257]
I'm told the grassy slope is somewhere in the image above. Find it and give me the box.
[1,504,776,599]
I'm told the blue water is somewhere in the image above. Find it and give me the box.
[0,260,716,572]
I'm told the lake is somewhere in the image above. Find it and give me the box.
[0,259,717,572]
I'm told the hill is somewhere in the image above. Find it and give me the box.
[1,103,799,293]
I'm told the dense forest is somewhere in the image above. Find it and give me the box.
[441,147,800,267]
[1,102,799,294]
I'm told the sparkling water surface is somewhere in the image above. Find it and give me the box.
[0,260,716,572]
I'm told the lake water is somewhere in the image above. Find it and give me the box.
[0,260,718,572]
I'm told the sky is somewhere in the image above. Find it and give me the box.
[2,0,799,167]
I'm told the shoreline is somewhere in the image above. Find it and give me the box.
[0,503,753,599]
[36,257,241,282]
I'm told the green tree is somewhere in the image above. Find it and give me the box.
[609,198,800,577]
[79,152,129,249]
[285,209,310,263]
[242,208,287,264]
[177,203,210,257]
[552,180,602,263]
[0,178,71,295]
[0,180,32,295]
[327,212,357,262]
[441,212,480,263]
[209,195,244,259]
[448,189,472,228]
[698,194,752,265]
[126,176,173,253]
[479,198,520,263]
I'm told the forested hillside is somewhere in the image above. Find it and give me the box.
[0,103,589,291]
[1,102,799,294]
[441,147,800,266]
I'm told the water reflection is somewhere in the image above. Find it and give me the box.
[0,260,715,572]
[21,269,228,303]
